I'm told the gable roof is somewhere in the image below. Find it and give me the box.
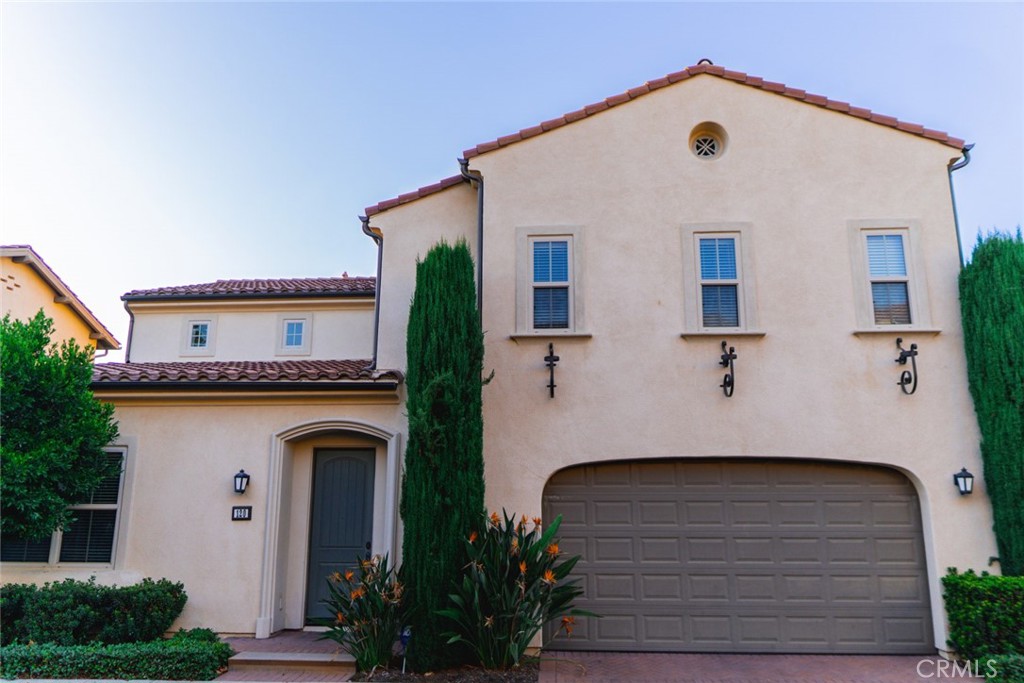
[123,277,376,301]
[1,245,121,350]
[365,62,966,217]
[92,359,402,389]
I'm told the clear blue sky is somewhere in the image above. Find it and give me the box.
[2,2,1021,361]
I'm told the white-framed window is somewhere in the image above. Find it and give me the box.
[180,317,216,356]
[0,451,125,564]
[865,233,911,325]
[515,226,586,336]
[276,314,312,355]
[847,221,933,332]
[681,223,760,335]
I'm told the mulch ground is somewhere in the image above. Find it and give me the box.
[350,660,538,682]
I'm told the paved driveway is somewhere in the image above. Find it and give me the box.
[540,651,978,682]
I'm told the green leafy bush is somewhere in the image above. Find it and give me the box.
[943,569,1024,660]
[439,511,595,670]
[987,654,1024,682]
[0,633,233,680]
[314,554,404,673]
[0,577,187,646]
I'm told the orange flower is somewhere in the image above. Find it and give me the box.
[469,531,478,544]
[344,570,354,582]
[519,560,528,574]
[510,537,520,555]
[489,511,501,526]
[533,517,542,527]
[330,571,342,582]
[336,612,346,625]
[561,616,576,636]
[546,543,560,556]
[542,569,556,585]
[350,586,366,600]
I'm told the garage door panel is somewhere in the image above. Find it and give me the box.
[544,459,933,653]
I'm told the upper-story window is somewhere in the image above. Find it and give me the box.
[181,318,216,356]
[698,236,741,327]
[532,239,571,329]
[1,451,126,564]
[866,233,911,325]
[277,314,312,355]
[189,321,210,348]
[514,226,586,336]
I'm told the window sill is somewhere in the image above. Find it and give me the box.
[680,330,767,339]
[509,331,593,341]
[852,328,941,337]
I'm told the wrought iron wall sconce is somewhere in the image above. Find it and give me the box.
[545,343,560,398]
[719,341,737,397]
[234,469,250,494]
[953,467,974,495]
[895,338,919,395]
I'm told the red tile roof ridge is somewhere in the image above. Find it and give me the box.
[124,276,376,300]
[92,359,403,384]
[363,64,965,219]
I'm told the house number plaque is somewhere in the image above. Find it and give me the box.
[232,506,253,521]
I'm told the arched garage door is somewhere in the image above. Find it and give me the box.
[543,459,933,653]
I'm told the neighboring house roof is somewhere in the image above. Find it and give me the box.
[123,277,376,301]
[364,62,966,217]
[92,359,402,390]
[0,244,121,350]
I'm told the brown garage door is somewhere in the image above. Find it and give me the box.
[543,459,933,653]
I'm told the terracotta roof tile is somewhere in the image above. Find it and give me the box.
[364,63,966,218]
[124,277,375,300]
[363,174,466,217]
[92,360,403,385]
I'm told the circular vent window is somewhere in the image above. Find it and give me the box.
[689,122,728,160]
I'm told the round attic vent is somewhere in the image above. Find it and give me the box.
[689,122,728,160]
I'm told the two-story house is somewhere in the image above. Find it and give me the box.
[1,63,998,656]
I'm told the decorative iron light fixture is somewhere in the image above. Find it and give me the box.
[719,341,736,397]
[545,343,560,398]
[234,469,251,495]
[895,338,919,395]
[953,468,974,496]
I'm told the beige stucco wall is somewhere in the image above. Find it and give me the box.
[1,257,98,349]
[0,394,406,635]
[127,300,374,362]
[371,75,997,650]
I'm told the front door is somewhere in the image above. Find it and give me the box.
[305,449,375,623]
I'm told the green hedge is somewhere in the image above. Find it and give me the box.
[987,655,1024,683]
[0,577,187,646]
[943,569,1024,660]
[0,630,233,680]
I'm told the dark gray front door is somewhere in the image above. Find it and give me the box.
[305,449,374,623]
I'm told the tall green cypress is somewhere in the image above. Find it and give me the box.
[400,239,485,670]
[959,230,1024,576]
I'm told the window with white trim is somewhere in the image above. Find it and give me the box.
[276,314,312,355]
[0,451,125,564]
[189,321,210,348]
[531,239,571,329]
[515,226,585,335]
[865,233,911,325]
[680,223,760,335]
[181,317,216,356]
[283,319,304,348]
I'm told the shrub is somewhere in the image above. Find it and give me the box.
[959,230,1024,576]
[0,635,233,680]
[0,577,187,645]
[943,569,1024,660]
[439,511,595,670]
[314,554,404,673]
[987,654,1024,682]
[401,239,486,671]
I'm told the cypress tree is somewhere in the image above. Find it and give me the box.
[959,230,1024,576]
[400,239,485,670]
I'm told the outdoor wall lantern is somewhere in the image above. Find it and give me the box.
[234,469,251,495]
[895,338,919,395]
[719,341,737,398]
[953,468,975,496]
[545,343,560,399]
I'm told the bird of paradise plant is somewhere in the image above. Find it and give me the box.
[438,510,596,670]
